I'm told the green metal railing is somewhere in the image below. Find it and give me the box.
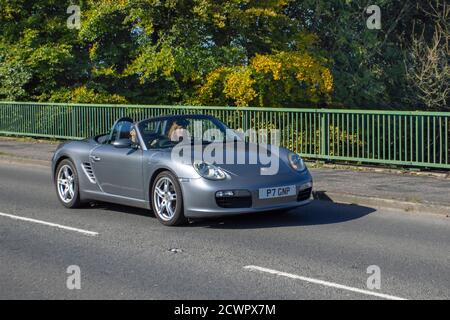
[1,101,449,169]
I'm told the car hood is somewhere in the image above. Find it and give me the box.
[213,142,292,176]
[170,141,295,176]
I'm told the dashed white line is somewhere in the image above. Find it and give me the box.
[244,265,407,300]
[0,212,99,236]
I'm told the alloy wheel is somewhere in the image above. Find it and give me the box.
[57,165,75,203]
[153,176,178,221]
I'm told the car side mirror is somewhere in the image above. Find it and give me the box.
[112,138,133,149]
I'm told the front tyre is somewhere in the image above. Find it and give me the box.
[55,159,83,208]
[152,171,186,226]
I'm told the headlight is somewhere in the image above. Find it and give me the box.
[288,152,306,172]
[193,161,226,180]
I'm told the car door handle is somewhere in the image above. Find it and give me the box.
[90,155,101,162]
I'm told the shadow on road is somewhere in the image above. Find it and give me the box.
[192,200,375,229]
[90,194,375,229]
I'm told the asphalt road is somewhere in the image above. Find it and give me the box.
[0,161,449,300]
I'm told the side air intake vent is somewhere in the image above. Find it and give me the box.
[82,162,96,184]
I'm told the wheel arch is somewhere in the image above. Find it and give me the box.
[53,155,72,179]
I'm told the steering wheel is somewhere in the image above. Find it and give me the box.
[149,136,174,148]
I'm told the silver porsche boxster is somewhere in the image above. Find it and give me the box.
[52,115,313,225]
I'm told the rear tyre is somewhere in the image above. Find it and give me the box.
[55,159,83,208]
[151,171,187,226]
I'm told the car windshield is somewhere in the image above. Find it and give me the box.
[137,116,239,149]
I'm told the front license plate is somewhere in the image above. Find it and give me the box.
[259,185,296,199]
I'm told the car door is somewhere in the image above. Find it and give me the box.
[91,119,144,200]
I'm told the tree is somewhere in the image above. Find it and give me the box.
[1,0,445,110]
[405,0,449,111]
[284,0,421,109]
[0,0,333,107]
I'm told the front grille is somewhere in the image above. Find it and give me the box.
[82,162,96,184]
[297,187,312,202]
[216,196,252,208]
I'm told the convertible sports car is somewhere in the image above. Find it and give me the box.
[52,115,313,226]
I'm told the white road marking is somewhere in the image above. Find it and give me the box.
[244,265,407,300]
[0,212,99,236]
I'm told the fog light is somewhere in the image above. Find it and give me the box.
[301,181,312,190]
[216,190,235,197]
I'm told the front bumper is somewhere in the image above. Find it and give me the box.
[180,170,313,218]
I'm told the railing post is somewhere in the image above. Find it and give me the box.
[320,111,328,157]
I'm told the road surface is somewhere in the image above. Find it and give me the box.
[0,161,449,299]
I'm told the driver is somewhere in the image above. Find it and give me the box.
[130,127,137,144]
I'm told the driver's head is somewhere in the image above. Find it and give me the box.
[168,118,189,142]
